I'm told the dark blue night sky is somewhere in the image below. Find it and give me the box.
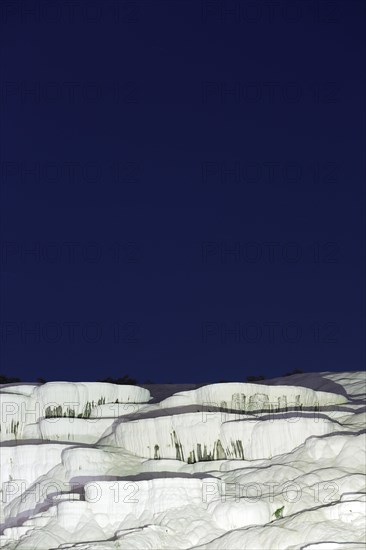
[0,0,365,382]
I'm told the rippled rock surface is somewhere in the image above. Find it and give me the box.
[0,372,365,549]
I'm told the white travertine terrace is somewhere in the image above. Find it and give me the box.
[0,372,365,549]
[159,382,347,410]
[0,382,150,441]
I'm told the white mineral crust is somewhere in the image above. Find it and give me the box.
[0,372,365,549]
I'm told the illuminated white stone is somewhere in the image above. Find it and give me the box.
[0,372,364,549]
